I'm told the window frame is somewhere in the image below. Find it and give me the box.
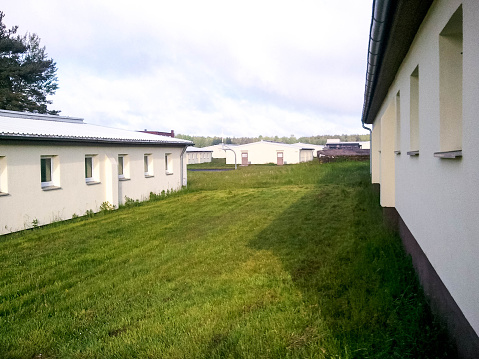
[165,153,173,175]
[437,5,463,156]
[118,154,130,180]
[85,156,94,182]
[41,156,54,188]
[0,156,7,195]
[40,155,60,190]
[409,66,420,154]
[85,154,100,184]
[144,153,154,177]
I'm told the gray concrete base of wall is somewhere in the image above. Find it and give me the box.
[381,205,479,358]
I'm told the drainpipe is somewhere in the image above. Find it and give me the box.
[362,122,373,175]
[222,143,237,169]
[180,146,188,186]
[362,0,393,176]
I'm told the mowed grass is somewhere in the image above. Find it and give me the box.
[0,161,454,358]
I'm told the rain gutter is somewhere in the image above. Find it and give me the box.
[361,0,433,174]
[180,145,189,187]
[361,0,394,126]
[361,0,433,126]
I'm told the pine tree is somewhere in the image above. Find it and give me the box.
[0,11,59,114]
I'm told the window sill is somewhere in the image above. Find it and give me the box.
[434,150,462,159]
[394,150,401,155]
[86,180,101,186]
[42,186,62,191]
[166,172,174,176]
[407,151,419,156]
[145,174,154,178]
[119,177,131,181]
[0,192,9,197]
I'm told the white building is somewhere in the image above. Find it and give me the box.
[186,146,213,164]
[324,139,370,150]
[362,0,479,356]
[201,143,237,159]
[0,110,192,235]
[294,142,324,157]
[225,141,314,166]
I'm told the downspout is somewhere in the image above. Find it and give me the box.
[180,145,188,187]
[362,0,393,176]
[362,122,373,175]
[222,143,237,169]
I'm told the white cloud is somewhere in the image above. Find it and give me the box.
[2,0,373,137]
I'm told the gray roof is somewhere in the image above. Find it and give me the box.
[0,110,192,145]
[186,146,213,152]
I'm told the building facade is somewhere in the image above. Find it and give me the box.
[224,141,314,166]
[186,146,213,164]
[0,110,191,235]
[362,0,479,356]
[201,144,237,159]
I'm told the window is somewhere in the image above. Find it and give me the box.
[394,91,401,154]
[85,155,99,184]
[144,154,153,177]
[41,157,53,187]
[41,156,59,189]
[118,156,124,176]
[165,153,173,174]
[118,155,129,180]
[85,156,93,180]
[437,5,463,155]
[409,66,420,154]
[0,156,7,195]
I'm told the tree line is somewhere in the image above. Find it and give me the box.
[176,134,370,147]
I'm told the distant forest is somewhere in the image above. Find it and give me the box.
[176,134,370,147]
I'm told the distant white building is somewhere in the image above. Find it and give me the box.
[359,141,370,150]
[0,110,192,235]
[294,142,324,157]
[201,143,237,159]
[186,146,213,164]
[324,139,370,150]
[225,141,314,166]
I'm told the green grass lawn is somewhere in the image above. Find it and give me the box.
[0,161,455,358]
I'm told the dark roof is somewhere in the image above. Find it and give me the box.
[362,0,433,125]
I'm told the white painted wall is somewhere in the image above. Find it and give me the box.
[371,0,479,336]
[186,149,213,164]
[294,143,325,157]
[201,144,235,159]
[359,141,371,150]
[224,141,313,165]
[0,143,187,234]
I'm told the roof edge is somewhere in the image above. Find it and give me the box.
[362,0,433,125]
[0,134,192,146]
[0,109,84,124]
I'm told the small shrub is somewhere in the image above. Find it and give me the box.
[72,213,79,219]
[85,209,94,218]
[31,218,39,228]
[124,196,140,208]
[99,201,115,213]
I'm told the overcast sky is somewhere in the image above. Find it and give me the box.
[3,0,373,137]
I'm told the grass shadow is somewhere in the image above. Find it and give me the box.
[248,161,455,358]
